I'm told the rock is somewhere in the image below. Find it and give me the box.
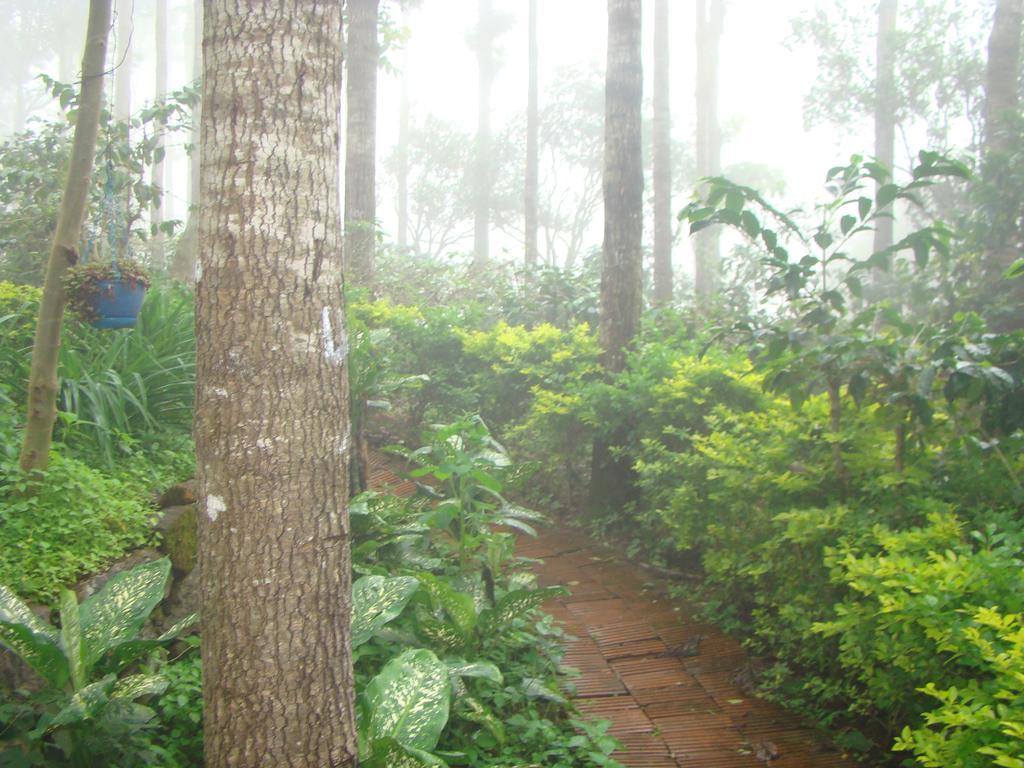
[157,504,199,575]
[154,564,201,637]
[74,548,164,603]
[157,479,198,509]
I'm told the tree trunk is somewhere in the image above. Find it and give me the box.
[474,0,493,265]
[189,0,202,213]
[151,0,168,270]
[344,0,379,290]
[171,0,202,284]
[827,377,850,499]
[525,0,539,270]
[983,0,1024,291]
[19,0,113,475]
[195,3,359,766]
[397,48,410,251]
[873,0,897,258]
[652,0,672,305]
[695,0,724,301]
[985,0,1024,156]
[591,0,643,515]
[114,2,132,121]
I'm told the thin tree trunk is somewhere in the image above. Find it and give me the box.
[894,418,906,474]
[344,0,379,290]
[652,0,672,305]
[189,0,201,212]
[170,0,202,284]
[195,2,359,765]
[695,0,723,301]
[525,0,539,270]
[19,0,113,474]
[474,0,493,265]
[591,0,643,515]
[873,0,897,257]
[151,0,168,270]
[397,48,410,251]
[114,2,132,121]
[985,0,1024,156]
[827,377,850,499]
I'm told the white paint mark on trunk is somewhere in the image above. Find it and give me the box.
[207,495,226,522]
[321,306,348,365]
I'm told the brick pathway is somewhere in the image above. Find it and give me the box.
[518,529,856,768]
[367,452,855,768]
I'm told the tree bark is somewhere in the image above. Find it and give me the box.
[397,47,410,251]
[195,3,359,766]
[344,0,379,290]
[474,0,493,264]
[985,0,1024,156]
[873,0,897,257]
[189,0,202,213]
[151,0,168,270]
[652,0,672,305]
[827,377,850,499]
[591,0,643,515]
[114,2,132,121]
[525,0,539,270]
[19,0,113,475]
[695,0,724,301]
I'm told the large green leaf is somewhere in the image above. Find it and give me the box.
[112,673,169,700]
[364,737,448,768]
[352,575,419,649]
[79,559,170,669]
[58,590,84,691]
[94,612,198,676]
[446,660,502,686]
[365,648,450,752]
[478,586,568,637]
[0,584,67,688]
[33,675,116,736]
[417,574,477,638]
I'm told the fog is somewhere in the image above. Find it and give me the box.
[0,0,995,279]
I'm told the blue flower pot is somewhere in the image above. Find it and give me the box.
[89,279,146,329]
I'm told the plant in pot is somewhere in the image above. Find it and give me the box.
[62,257,151,329]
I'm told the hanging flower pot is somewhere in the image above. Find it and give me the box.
[62,259,151,329]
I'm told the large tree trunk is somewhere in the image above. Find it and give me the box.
[985,0,1024,156]
[695,0,724,301]
[195,3,359,766]
[525,0,539,270]
[652,0,672,305]
[345,0,379,290]
[19,0,113,475]
[151,0,168,270]
[397,48,410,252]
[591,0,643,515]
[474,0,494,265]
[873,0,897,257]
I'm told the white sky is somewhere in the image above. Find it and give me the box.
[373,0,872,273]
[25,1,905,277]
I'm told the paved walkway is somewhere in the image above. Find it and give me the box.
[367,453,855,768]
[518,528,856,768]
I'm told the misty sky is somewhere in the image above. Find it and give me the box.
[11,1,970,276]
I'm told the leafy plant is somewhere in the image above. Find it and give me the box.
[0,558,196,766]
